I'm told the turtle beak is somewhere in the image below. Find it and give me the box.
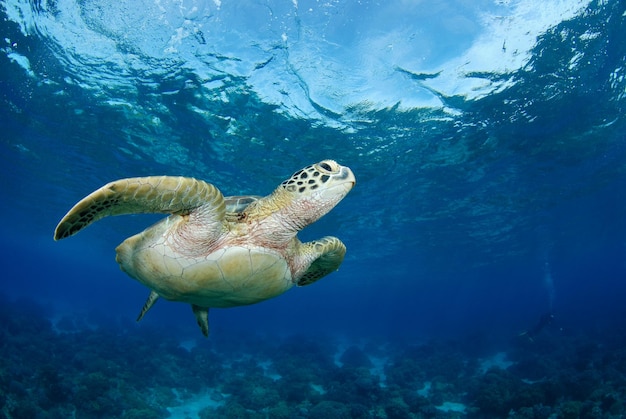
[339,166,356,189]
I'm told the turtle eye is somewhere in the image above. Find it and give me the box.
[318,160,338,173]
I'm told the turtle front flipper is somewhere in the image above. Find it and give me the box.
[54,176,224,240]
[297,236,347,286]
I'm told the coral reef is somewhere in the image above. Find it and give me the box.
[2,295,626,418]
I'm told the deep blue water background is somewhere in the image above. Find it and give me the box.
[2,0,626,417]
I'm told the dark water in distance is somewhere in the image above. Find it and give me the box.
[2,0,626,417]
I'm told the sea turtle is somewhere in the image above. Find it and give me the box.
[54,160,355,336]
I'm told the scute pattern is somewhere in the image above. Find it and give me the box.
[280,159,339,194]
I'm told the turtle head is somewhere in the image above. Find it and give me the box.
[275,159,355,230]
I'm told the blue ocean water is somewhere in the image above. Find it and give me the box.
[2,0,626,417]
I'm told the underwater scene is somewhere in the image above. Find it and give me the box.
[2,0,626,417]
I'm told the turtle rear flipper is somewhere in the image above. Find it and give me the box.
[191,305,210,337]
[54,176,225,240]
[136,290,160,322]
[297,237,346,286]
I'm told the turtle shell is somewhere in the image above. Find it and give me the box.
[224,195,261,214]
[115,212,294,308]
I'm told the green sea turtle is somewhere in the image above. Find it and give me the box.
[54,160,355,336]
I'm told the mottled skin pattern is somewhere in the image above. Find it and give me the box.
[54,160,355,337]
